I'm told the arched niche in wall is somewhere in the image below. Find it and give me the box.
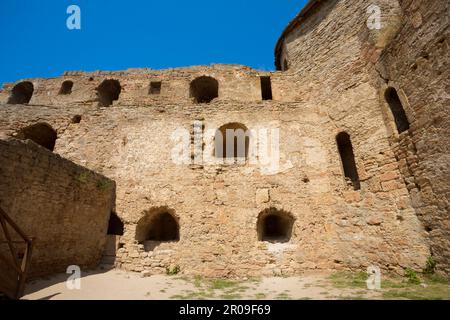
[135,207,179,251]
[107,212,124,236]
[16,122,57,151]
[190,76,219,104]
[59,80,74,95]
[8,81,34,105]
[257,208,295,243]
[97,79,122,107]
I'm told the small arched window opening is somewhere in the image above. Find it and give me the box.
[257,208,294,243]
[385,87,410,134]
[336,132,360,190]
[17,123,57,151]
[107,212,124,236]
[190,76,219,104]
[8,81,34,105]
[135,208,180,249]
[215,123,250,160]
[97,79,121,107]
[59,80,74,95]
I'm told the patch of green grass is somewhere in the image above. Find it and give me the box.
[425,274,450,285]
[194,275,203,288]
[255,293,267,300]
[404,268,420,285]
[382,289,444,300]
[382,278,409,289]
[210,279,238,290]
[340,295,367,300]
[423,257,437,275]
[166,265,181,276]
[276,293,291,300]
[329,271,368,289]
[170,290,216,300]
[382,272,450,300]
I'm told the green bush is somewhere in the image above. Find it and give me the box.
[166,265,180,276]
[405,268,421,285]
[423,257,437,275]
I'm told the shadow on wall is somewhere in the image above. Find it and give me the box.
[16,123,57,152]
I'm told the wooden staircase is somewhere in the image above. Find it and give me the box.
[0,207,34,299]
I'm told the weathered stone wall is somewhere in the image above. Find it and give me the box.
[0,139,115,278]
[0,65,302,106]
[375,0,450,274]
[277,0,449,274]
[0,0,445,277]
[0,63,430,277]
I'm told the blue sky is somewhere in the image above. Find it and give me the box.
[0,0,307,86]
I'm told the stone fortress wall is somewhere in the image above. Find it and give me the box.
[0,0,447,277]
[0,139,115,278]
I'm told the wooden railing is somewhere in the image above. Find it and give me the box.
[0,207,34,300]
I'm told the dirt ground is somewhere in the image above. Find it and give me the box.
[22,268,450,300]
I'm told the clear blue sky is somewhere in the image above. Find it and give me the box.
[0,0,307,86]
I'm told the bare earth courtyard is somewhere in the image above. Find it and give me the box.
[22,269,450,301]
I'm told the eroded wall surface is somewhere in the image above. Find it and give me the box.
[0,64,430,277]
[0,139,115,277]
[1,0,447,277]
[376,0,450,274]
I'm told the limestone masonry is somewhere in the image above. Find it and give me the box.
[0,0,448,279]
